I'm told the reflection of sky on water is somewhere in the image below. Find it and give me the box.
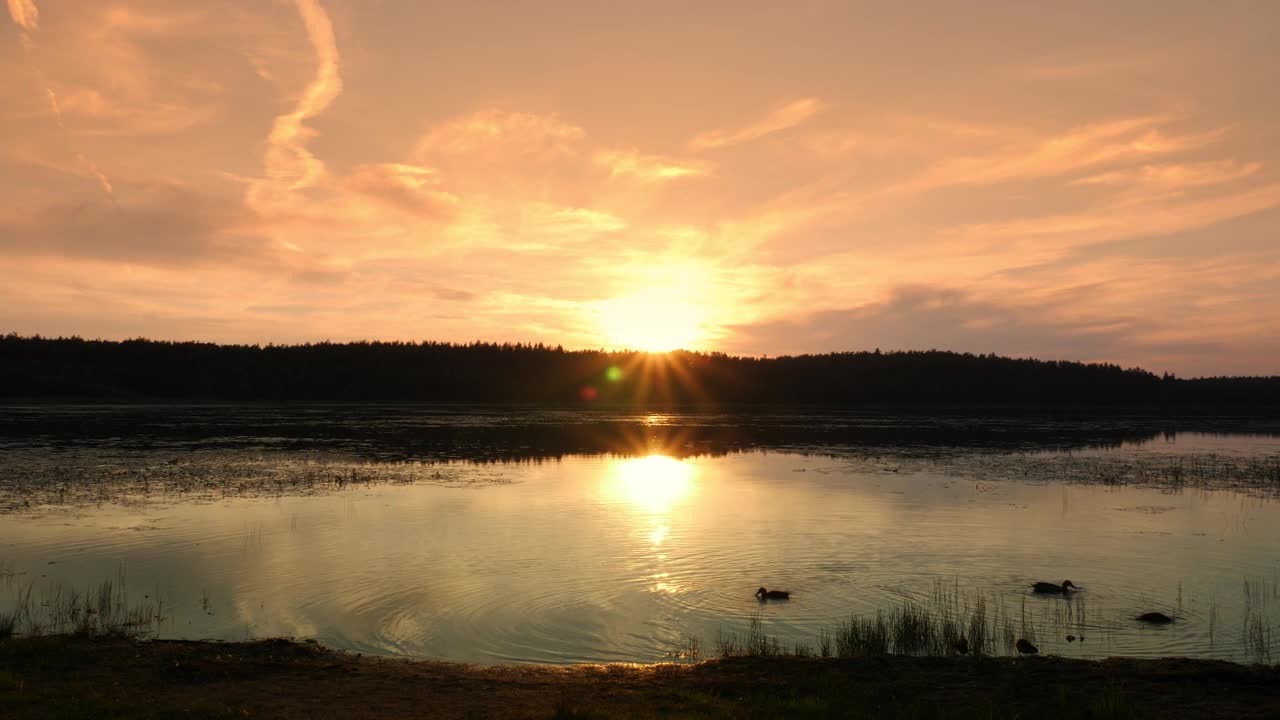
[1,438,1279,664]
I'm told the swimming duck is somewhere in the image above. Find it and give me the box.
[1136,612,1174,624]
[1015,638,1039,656]
[755,586,790,600]
[1032,580,1078,594]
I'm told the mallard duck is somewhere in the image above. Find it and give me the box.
[1032,580,1078,594]
[755,586,790,600]
[1136,612,1174,624]
[1015,638,1039,655]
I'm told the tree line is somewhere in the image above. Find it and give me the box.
[1,334,1276,407]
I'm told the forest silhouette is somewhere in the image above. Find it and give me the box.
[2,334,1277,406]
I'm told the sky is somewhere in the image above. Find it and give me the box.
[2,1,1278,377]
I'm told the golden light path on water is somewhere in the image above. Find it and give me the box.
[604,455,698,596]
[606,455,697,514]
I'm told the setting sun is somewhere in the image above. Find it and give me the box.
[598,289,708,353]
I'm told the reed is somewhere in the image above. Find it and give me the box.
[0,568,163,639]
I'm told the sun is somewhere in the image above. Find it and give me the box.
[599,288,707,352]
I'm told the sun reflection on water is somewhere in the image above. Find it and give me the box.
[605,455,696,595]
[607,455,696,513]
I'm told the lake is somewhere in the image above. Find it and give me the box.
[1,405,1278,664]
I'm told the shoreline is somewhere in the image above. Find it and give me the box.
[3,636,1279,718]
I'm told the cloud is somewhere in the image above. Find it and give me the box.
[594,149,708,182]
[936,182,1280,261]
[414,110,583,157]
[899,116,1231,192]
[1071,160,1261,189]
[344,163,459,219]
[5,0,36,31]
[730,286,1132,358]
[525,205,626,236]
[263,0,342,190]
[0,183,263,265]
[689,98,823,150]
[47,87,215,136]
[75,153,112,194]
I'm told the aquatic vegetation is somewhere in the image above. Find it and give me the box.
[965,452,1280,497]
[0,452,512,511]
[830,598,1012,658]
[716,612,783,657]
[816,626,833,658]
[1242,573,1278,663]
[0,568,164,639]
[706,576,1280,666]
[665,633,701,662]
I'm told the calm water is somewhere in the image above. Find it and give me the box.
[1,406,1278,664]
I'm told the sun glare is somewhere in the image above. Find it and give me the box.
[608,455,696,513]
[599,289,707,352]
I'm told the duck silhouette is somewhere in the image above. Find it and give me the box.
[1137,612,1174,624]
[755,586,790,600]
[1032,580,1078,594]
[1015,638,1039,656]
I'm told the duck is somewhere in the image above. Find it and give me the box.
[755,586,790,600]
[1015,638,1039,656]
[1032,580,1078,594]
[1136,612,1174,624]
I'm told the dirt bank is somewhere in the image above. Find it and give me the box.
[2,636,1278,719]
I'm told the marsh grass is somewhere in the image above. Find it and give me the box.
[832,589,1016,658]
[1209,594,1218,650]
[718,583,1030,661]
[666,633,701,662]
[973,452,1280,497]
[716,581,1178,662]
[1242,573,1278,663]
[0,568,164,639]
[0,454,512,512]
[709,575,1280,665]
[717,612,783,657]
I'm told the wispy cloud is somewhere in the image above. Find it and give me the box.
[1072,160,1261,189]
[0,182,258,264]
[264,0,342,190]
[5,0,37,31]
[5,1,117,199]
[75,153,112,194]
[900,116,1229,192]
[415,110,583,157]
[344,163,458,219]
[594,149,707,182]
[690,98,823,150]
[936,182,1280,260]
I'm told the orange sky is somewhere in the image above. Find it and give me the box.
[2,1,1278,376]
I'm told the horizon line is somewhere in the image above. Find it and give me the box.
[6,332,1278,381]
